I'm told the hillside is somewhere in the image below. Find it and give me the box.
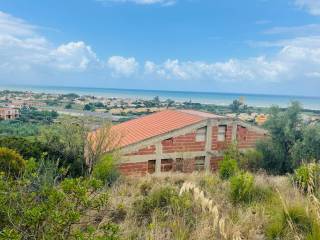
[89,172,319,240]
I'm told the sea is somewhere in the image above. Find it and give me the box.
[1,85,320,110]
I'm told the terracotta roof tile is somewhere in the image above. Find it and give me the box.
[111,109,224,148]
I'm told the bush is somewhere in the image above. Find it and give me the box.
[239,149,263,172]
[139,181,152,196]
[265,213,285,240]
[286,204,313,233]
[0,147,26,177]
[266,203,320,239]
[92,155,119,186]
[0,137,44,160]
[251,185,275,203]
[229,172,254,203]
[293,163,320,194]
[219,155,239,180]
[133,186,193,224]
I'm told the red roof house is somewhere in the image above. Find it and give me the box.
[108,109,267,176]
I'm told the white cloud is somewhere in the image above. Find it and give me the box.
[0,11,37,37]
[97,0,176,6]
[0,11,100,74]
[1,11,320,93]
[50,42,99,71]
[143,57,287,83]
[263,24,320,36]
[294,0,320,15]
[107,56,139,77]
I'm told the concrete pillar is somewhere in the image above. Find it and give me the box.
[205,120,213,172]
[155,142,162,174]
[232,120,237,142]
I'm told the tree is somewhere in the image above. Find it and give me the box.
[40,118,88,176]
[291,124,320,167]
[258,102,303,174]
[229,99,242,113]
[0,147,26,177]
[65,103,72,109]
[0,136,43,160]
[153,96,160,107]
[85,123,122,174]
[165,99,175,108]
[84,103,95,111]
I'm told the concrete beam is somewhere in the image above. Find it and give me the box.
[120,150,224,164]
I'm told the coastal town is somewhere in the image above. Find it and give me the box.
[1,90,320,127]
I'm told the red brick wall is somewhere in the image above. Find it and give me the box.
[182,158,196,173]
[118,162,148,176]
[237,125,266,148]
[210,156,223,171]
[162,132,205,153]
[125,145,156,156]
[211,125,233,150]
[119,123,266,176]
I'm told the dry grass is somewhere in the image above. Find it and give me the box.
[94,172,319,240]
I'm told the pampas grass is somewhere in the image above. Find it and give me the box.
[91,172,320,240]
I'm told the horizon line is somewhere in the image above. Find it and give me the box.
[1,84,320,100]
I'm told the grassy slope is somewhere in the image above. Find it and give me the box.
[98,173,319,240]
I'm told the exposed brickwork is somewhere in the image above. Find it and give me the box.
[210,156,223,171]
[118,162,148,176]
[162,132,205,153]
[119,122,266,176]
[125,145,156,156]
[182,158,196,173]
[211,125,233,150]
[237,125,266,148]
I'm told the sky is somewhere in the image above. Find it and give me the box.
[0,0,320,96]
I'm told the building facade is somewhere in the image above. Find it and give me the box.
[110,110,267,176]
[0,108,20,120]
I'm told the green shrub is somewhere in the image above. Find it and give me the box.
[293,163,320,194]
[0,147,26,177]
[133,186,193,224]
[92,155,119,185]
[0,137,44,160]
[139,181,152,196]
[133,186,176,222]
[265,213,285,240]
[286,204,313,233]
[240,149,263,172]
[251,185,275,203]
[229,172,254,203]
[266,203,320,239]
[307,222,320,240]
[219,155,239,180]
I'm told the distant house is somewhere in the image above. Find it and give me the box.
[8,100,46,109]
[108,109,267,176]
[0,108,20,120]
[255,114,268,126]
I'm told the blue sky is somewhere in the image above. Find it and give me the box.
[0,0,320,96]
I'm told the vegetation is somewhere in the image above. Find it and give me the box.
[0,159,115,239]
[218,155,239,180]
[0,100,319,238]
[92,154,119,185]
[229,171,254,203]
[0,136,43,160]
[0,107,58,137]
[0,147,26,177]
